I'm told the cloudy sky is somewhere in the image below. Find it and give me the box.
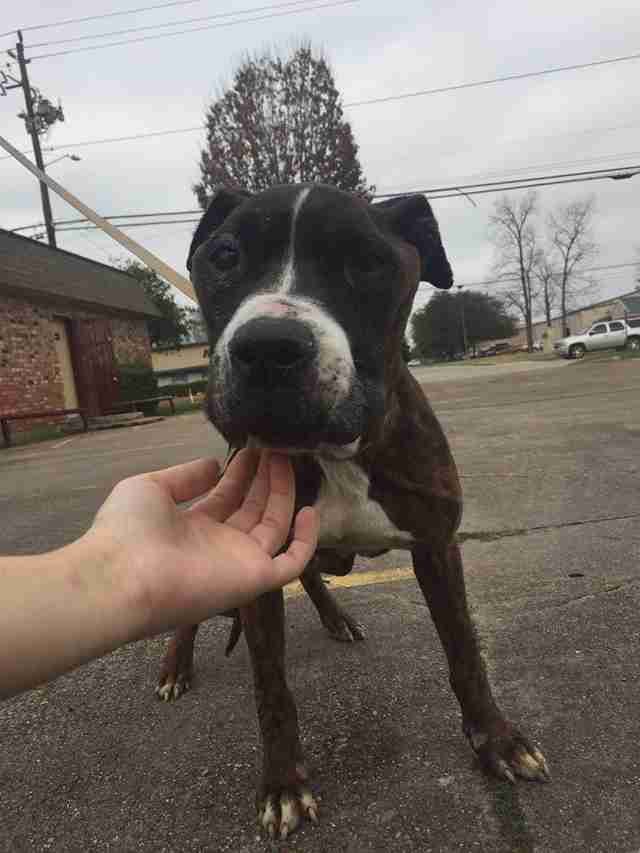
[2,0,639,317]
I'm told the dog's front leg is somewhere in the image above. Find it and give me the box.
[412,541,549,783]
[155,624,199,701]
[241,589,318,839]
[300,553,366,643]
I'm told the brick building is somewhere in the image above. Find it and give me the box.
[0,229,161,423]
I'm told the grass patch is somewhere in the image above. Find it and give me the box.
[417,352,556,368]
[4,423,65,448]
[173,397,205,415]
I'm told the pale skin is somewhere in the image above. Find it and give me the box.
[0,449,318,701]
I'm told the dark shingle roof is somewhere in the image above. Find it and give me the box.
[0,229,162,318]
[619,293,640,317]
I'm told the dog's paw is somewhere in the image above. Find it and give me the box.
[323,607,366,643]
[155,671,190,702]
[467,720,550,784]
[258,788,318,840]
[155,632,196,702]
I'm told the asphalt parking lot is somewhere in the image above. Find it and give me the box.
[1,356,639,852]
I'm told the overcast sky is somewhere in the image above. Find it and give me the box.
[2,0,639,317]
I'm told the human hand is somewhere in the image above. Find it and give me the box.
[91,449,318,637]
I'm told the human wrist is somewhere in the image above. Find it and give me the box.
[67,526,153,648]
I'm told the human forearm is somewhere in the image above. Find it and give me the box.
[0,531,144,700]
[0,453,318,702]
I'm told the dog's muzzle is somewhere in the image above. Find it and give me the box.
[214,311,366,450]
[229,317,317,388]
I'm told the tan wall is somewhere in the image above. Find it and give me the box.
[152,343,209,373]
[509,296,626,351]
[51,317,79,408]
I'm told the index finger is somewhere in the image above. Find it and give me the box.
[190,448,260,521]
[243,453,296,555]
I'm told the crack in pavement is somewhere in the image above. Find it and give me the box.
[457,510,640,544]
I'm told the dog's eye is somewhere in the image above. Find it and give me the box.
[345,251,387,284]
[210,240,239,272]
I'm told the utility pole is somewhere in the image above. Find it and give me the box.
[457,284,468,354]
[4,31,64,247]
[14,31,57,247]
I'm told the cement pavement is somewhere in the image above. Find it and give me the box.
[1,357,639,852]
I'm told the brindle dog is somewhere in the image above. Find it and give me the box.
[156,184,549,839]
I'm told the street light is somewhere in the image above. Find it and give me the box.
[44,153,81,168]
[9,154,82,241]
[609,170,639,181]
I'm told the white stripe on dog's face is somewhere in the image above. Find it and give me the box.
[277,187,311,295]
[214,186,355,410]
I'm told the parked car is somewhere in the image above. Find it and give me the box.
[518,341,544,352]
[553,319,640,359]
[479,342,513,357]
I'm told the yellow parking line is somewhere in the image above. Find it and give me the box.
[284,566,414,599]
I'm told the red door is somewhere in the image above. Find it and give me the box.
[71,318,118,416]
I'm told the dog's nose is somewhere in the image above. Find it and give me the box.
[229,317,316,380]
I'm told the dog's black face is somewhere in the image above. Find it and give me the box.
[188,184,452,453]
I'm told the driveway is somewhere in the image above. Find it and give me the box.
[1,357,639,852]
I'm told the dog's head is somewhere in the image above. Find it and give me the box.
[187,183,452,455]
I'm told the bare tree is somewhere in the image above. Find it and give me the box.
[547,197,598,336]
[489,192,540,351]
[194,44,372,204]
[532,255,558,328]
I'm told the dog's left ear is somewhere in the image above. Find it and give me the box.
[372,195,453,290]
[187,188,251,272]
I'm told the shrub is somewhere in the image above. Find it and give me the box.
[157,379,208,398]
[116,363,159,414]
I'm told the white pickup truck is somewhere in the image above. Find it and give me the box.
[553,318,640,359]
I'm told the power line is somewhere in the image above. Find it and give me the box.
[27,0,318,48]
[1,0,246,37]
[9,162,637,235]
[27,0,360,59]
[39,128,203,152]
[54,209,198,226]
[375,163,640,198]
[451,262,640,290]
[35,160,640,231]
[20,115,640,158]
[379,148,640,197]
[344,50,640,109]
[57,218,199,231]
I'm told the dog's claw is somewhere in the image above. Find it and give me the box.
[300,787,318,822]
[258,788,318,839]
[155,677,190,702]
[469,721,549,785]
[532,748,551,780]
[496,760,516,784]
[279,795,299,840]
[326,615,366,643]
[511,746,550,782]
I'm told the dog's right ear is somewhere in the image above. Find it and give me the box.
[187,188,251,272]
[372,195,453,290]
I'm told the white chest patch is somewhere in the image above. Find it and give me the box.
[314,459,415,555]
